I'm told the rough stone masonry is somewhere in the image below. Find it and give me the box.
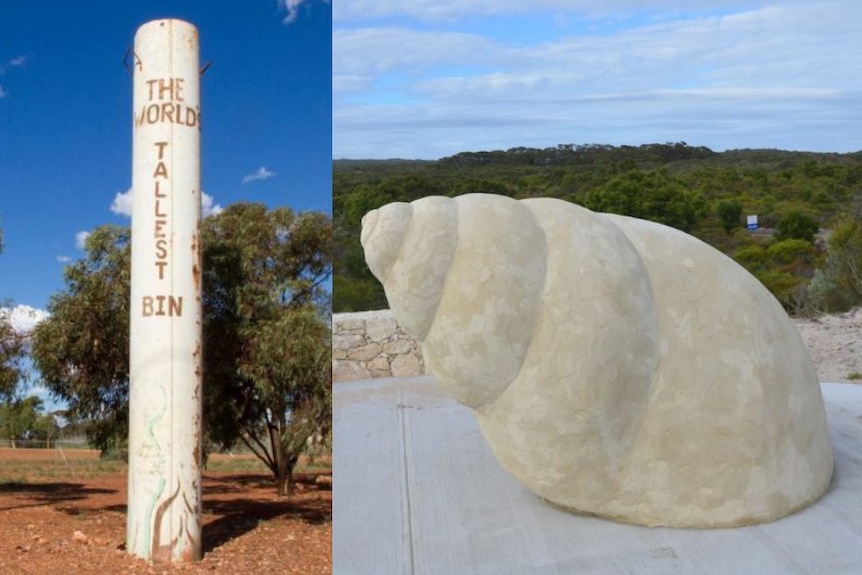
[332,310,425,382]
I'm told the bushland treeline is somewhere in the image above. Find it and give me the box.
[334,142,862,315]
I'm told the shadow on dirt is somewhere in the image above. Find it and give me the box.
[201,473,331,554]
[203,473,271,494]
[0,481,117,511]
[0,473,331,554]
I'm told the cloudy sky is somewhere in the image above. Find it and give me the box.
[333,0,860,159]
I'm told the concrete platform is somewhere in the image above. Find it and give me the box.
[334,376,862,575]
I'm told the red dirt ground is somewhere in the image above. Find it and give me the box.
[0,449,331,575]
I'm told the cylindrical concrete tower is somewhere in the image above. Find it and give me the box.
[127,18,203,563]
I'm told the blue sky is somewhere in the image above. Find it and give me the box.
[1,0,331,328]
[333,0,861,159]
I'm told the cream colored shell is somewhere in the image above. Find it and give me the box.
[361,193,833,527]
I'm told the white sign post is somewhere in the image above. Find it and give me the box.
[747,214,759,230]
[127,19,203,563]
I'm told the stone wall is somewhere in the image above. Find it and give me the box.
[332,309,425,382]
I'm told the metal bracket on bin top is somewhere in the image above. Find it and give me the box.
[124,46,211,78]
[123,47,142,75]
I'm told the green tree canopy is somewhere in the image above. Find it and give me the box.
[30,204,332,494]
[237,306,331,495]
[202,203,332,494]
[30,226,131,449]
[717,201,743,233]
[1,221,27,400]
[451,178,513,197]
[808,215,862,311]
[0,312,26,400]
[0,395,57,446]
[775,210,820,243]
[584,169,701,232]
[733,238,819,310]
[333,145,862,313]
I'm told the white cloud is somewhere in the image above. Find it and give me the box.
[75,231,90,250]
[202,193,224,217]
[0,305,49,336]
[0,55,25,97]
[334,1,862,158]
[281,0,306,23]
[241,166,277,184]
[0,55,27,76]
[110,189,133,216]
[109,188,222,218]
[333,0,798,21]
[56,255,72,263]
[333,74,375,96]
[280,0,329,23]
[334,28,495,77]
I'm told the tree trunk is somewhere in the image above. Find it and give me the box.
[276,470,293,497]
[269,420,291,497]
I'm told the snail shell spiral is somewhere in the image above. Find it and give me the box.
[361,193,833,527]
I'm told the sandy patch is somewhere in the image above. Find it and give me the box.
[795,308,862,383]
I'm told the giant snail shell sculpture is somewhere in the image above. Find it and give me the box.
[361,193,833,528]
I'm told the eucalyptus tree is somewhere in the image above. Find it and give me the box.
[1,222,27,399]
[31,204,332,494]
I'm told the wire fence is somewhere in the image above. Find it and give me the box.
[0,437,91,450]
[0,435,332,458]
